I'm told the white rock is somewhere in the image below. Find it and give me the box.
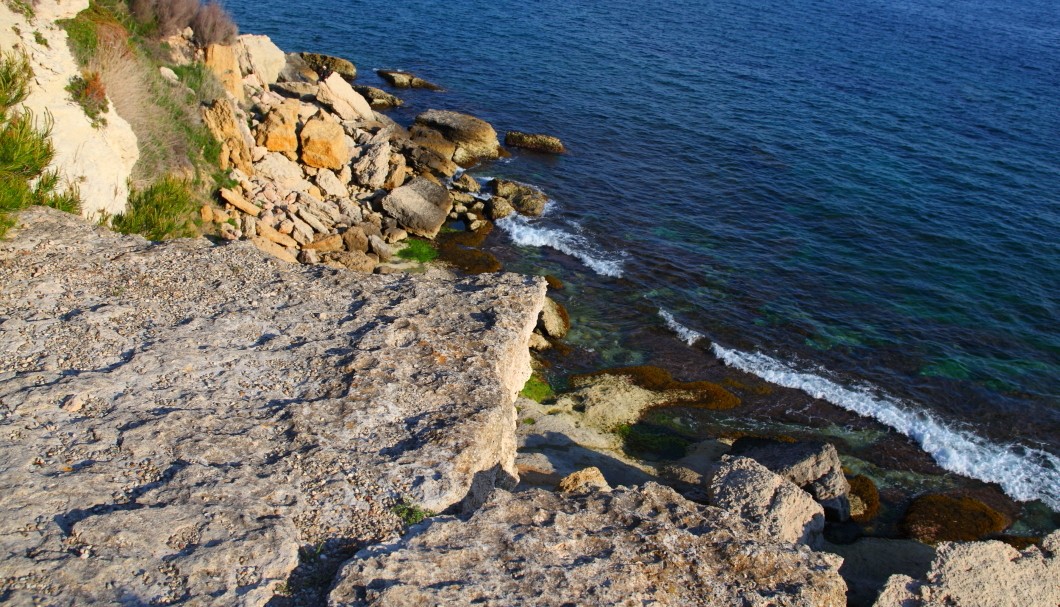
[237,34,286,86]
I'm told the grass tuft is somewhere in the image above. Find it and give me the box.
[112,176,197,240]
[0,109,53,177]
[66,72,109,127]
[392,499,434,526]
[0,50,31,111]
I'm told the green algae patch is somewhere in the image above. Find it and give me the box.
[900,493,1011,544]
[571,365,740,410]
[615,422,690,460]
[848,474,881,523]
[397,238,439,263]
[520,374,554,403]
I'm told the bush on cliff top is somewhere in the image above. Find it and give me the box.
[127,0,237,46]
[0,51,81,237]
[112,177,197,241]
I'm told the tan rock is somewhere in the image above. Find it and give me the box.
[254,152,311,191]
[324,250,376,272]
[237,34,286,86]
[300,115,350,170]
[353,141,391,189]
[299,52,356,81]
[491,179,548,217]
[376,69,443,91]
[730,439,851,520]
[316,73,373,122]
[558,467,610,493]
[250,235,298,263]
[707,456,825,547]
[873,531,1060,607]
[202,99,254,175]
[330,484,847,606]
[219,188,260,217]
[200,205,213,223]
[380,177,453,239]
[254,101,300,157]
[353,85,403,109]
[302,234,344,252]
[204,43,245,103]
[342,227,369,253]
[538,296,570,339]
[256,221,298,248]
[413,110,501,166]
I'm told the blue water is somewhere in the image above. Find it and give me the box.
[226,0,1060,508]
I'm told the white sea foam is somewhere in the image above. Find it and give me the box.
[658,309,705,346]
[497,215,625,277]
[711,343,1060,511]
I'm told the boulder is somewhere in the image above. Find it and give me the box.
[254,152,312,191]
[237,34,286,86]
[491,179,549,216]
[314,169,347,198]
[505,131,565,154]
[254,100,300,158]
[329,483,847,606]
[557,467,610,493]
[707,456,825,547]
[270,81,319,100]
[413,110,502,166]
[352,85,403,109]
[873,531,1060,607]
[202,98,255,175]
[352,140,391,190]
[381,177,453,239]
[376,69,443,90]
[299,114,350,170]
[487,196,515,220]
[316,72,373,122]
[278,52,318,83]
[0,207,547,605]
[537,296,570,339]
[730,438,851,521]
[299,52,356,81]
[342,226,370,253]
[204,43,245,103]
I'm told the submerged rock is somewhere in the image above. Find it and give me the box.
[299,51,357,81]
[353,84,404,109]
[899,493,1011,544]
[377,69,443,90]
[505,130,566,154]
[0,208,547,605]
[329,483,847,606]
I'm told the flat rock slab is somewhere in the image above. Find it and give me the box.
[329,482,847,606]
[0,208,545,606]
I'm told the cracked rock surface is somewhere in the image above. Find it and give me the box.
[329,482,847,606]
[0,208,545,605]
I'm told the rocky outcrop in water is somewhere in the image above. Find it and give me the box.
[0,207,546,605]
[328,483,847,606]
[505,130,566,153]
[731,438,852,521]
[377,69,443,90]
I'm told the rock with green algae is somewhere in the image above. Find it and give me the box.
[899,493,1011,544]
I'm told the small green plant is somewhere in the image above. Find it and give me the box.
[546,407,562,415]
[4,0,34,18]
[66,72,109,127]
[522,417,536,425]
[32,30,48,47]
[392,499,434,526]
[56,15,99,65]
[519,374,553,403]
[112,176,197,240]
[171,62,223,105]
[0,50,30,111]
[396,238,439,263]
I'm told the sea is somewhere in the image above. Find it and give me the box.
[225,0,1060,515]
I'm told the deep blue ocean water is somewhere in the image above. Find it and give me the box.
[227,0,1060,509]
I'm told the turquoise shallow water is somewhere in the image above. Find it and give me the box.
[227,0,1060,508]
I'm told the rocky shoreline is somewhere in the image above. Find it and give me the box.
[1,3,1058,605]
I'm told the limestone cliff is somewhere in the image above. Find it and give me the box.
[0,207,545,604]
[0,0,138,220]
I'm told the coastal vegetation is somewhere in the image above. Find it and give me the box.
[0,50,80,237]
[56,0,235,239]
[520,374,554,403]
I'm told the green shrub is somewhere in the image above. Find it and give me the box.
[0,109,53,177]
[392,499,434,526]
[57,15,99,65]
[397,238,439,263]
[171,62,223,104]
[113,176,197,240]
[32,31,48,47]
[4,0,34,18]
[66,72,109,127]
[520,375,554,403]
